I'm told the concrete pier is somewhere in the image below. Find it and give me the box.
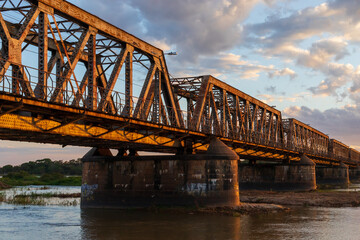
[238,155,316,191]
[316,162,350,187]
[81,138,240,208]
[349,165,360,183]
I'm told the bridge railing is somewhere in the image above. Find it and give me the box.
[0,63,284,149]
[0,62,188,126]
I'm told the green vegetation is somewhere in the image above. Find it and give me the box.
[0,158,82,187]
[0,158,82,176]
[0,191,80,206]
[10,194,46,205]
[0,192,5,202]
[1,171,81,186]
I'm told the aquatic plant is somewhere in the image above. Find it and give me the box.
[0,192,5,202]
[9,194,46,205]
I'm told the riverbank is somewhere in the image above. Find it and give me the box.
[0,185,81,206]
[1,184,360,211]
[240,190,360,207]
[189,203,289,216]
[145,189,360,215]
[0,172,81,186]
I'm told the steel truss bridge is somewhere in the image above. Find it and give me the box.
[0,0,359,167]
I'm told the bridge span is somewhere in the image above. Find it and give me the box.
[0,0,359,207]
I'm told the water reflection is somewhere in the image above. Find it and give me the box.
[81,209,244,240]
[80,207,360,240]
[0,185,360,239]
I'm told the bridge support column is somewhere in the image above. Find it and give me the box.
[81,138,240,208]
[316,162,350,187]
[238,155,316,191]
[349,165,360,183]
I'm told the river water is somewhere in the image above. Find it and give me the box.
[0,186,360,240]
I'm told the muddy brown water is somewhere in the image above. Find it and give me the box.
[0,186,360,240]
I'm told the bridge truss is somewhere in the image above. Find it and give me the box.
[0,0,358,167]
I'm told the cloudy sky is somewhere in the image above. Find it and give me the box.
[1,0,360,166]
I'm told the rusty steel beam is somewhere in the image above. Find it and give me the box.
[283,118,329,156]
[0,0,183,127]
[329,139,349,160]
[34,0,163,57]
[172,75,284,147]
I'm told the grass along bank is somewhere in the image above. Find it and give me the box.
[1,171,81,186]
[0,186,81,206]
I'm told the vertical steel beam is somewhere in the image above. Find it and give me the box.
[55,57,63,101]
[141,82,155,120]
[189,75,210,131]
[123,45,134,117]
[160,100,168,125]
[12,65,20,94]
[158,56,184,127]
[221,89,226,136]
[87,33,97,110]
[0,12,10,81]
[203,94,210,133]
[37,12,48,100]
[244,101,250,140]
[209,90,220,135]
[224,94,234,138]
[187,98,193,129]
[152,69,160,123]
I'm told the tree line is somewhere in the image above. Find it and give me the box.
[0,158,82,176]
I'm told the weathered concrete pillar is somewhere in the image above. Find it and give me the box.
[316,162,350,187]
[349,165,360,183]
[238,155,316,191]
[204,138,240,206]
[81,148,114,202]
[81,138,240,208]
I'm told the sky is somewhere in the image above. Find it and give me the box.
[1,0,360,166]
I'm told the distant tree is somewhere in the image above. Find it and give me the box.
[1,165,13,174]
[1,158,81,176]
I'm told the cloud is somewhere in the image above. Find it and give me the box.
[67,0,144,36]
[265,85,277,93]
[258,91,309,104]
[243,1,360,102]
[258,94,297,104]
[148,38,172,51]
[130,0,264,61]
[66,0,304,82]
[297,38,349,69]
[244,3,340,52]
[169,52,297,81]
[268,67,296,79]
[68,0,273,62]
[283,105,360,149]
[306,62,360,103]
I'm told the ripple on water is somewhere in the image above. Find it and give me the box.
[0,186,360,240]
